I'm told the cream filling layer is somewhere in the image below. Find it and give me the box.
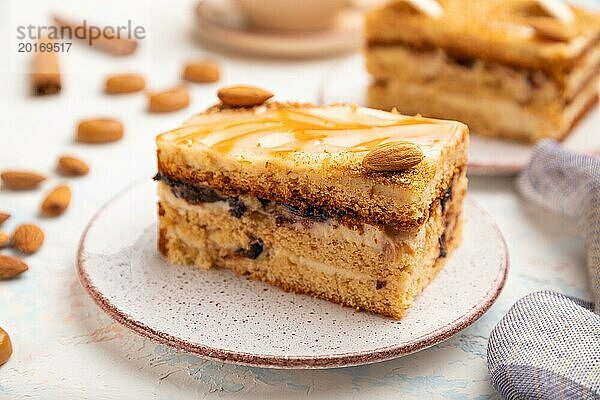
[166,221,373,281]
[157,181,429,256]
[368,43,600,104]
[562,72,599,127]
[160,188,449,291]
[371,71,597,139]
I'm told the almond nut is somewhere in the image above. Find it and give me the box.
[399,0,444,18]
[0,327,12,365]
[362,141,424,172]
[76,118,124,144]
[57,155,89,176]
[148,86,190,113]
[183,61,220,83]
[1,170,47,190]
[0,254,28,279]
[529,19,575,42]
[535,0,575,24]
[40,184,71,217]
[105,73,146,94]
[0,212,10,225]
[0,231,9,248]
[217,85,273,107]
[11,224,44,254]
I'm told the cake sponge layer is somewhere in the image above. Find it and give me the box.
[157,170,466,319]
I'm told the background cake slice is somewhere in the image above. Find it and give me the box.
[365,0,600,142]
[156,97,468,319]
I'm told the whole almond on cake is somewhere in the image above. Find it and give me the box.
[40,184,71,217]
[0,254,28,279]
[217,85,273,107]
[1,170,46,190]
[11,224,45,254]
[362,141,424,172]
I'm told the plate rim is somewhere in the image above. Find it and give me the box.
[77,180,509,369]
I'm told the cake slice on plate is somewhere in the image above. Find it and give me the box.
[366,0,600,142]
[155,87,468,319]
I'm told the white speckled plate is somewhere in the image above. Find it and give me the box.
[77,180,508,369]
[318,54,600,176]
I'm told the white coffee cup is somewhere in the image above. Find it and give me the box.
[234,0,349,32]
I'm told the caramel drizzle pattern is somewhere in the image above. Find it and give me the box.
[171,109,443,154]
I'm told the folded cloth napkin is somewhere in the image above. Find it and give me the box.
[517,140,600,312]
[488,291,599,399]
[488,140,600,399]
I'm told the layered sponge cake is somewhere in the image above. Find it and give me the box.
[155,93,468,319]
[366,0,600,142]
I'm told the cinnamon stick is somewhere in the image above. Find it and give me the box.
[52,15,138,56]
[31,38,61,96]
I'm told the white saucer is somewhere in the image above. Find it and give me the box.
[192,0,362,58]
[78,180,508,369]
[318,54,600,176]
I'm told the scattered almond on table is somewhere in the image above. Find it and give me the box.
[40,184,71,217]
[0,327,12,365]
[148,86,190,113]
[0,212,9,225]
[183,61,220,83]
[57,155,89,176]
[217,85,273,107]
[1,170,47,190]
[0,231,9,248]
[76,118,124,144]
[31,38,61,96]
[0,254,28,279]
[53,15,138,56]
[105,73,146,94]
[11,224,44,255]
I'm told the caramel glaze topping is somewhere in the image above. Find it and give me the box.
[158,106,454,157]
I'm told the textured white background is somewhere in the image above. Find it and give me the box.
[0,0,593,398]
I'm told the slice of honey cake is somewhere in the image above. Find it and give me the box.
[365,0,600,142]
[155,88,468,319]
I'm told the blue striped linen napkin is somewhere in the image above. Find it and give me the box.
[487,140,600,399]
